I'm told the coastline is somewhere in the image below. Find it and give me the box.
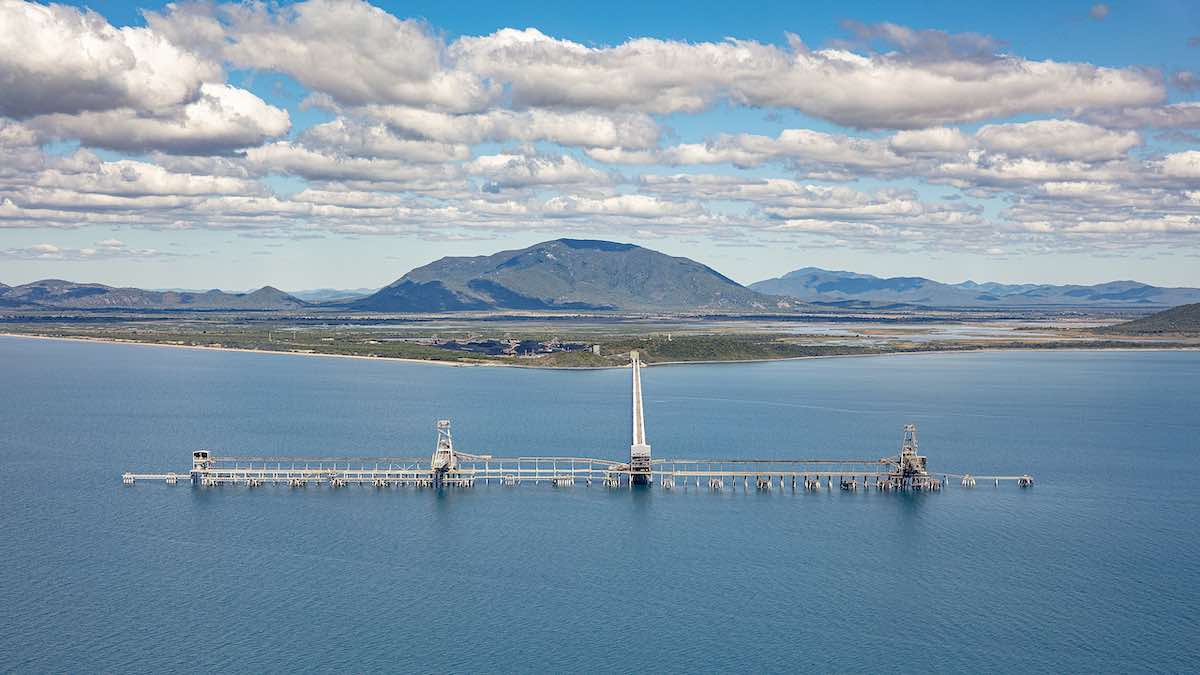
[0,332,499,368]
[2,331,1196,369]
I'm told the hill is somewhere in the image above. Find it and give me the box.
[289,287,377,302]
[751,267,1200,308]
[348,239,788,312]
[0,280,307,310]
[1101,303,1200,335]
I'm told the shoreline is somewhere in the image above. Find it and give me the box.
[2,331,1196,369]
[0,332,500,368]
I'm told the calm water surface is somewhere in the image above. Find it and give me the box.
[1,337,1198,672]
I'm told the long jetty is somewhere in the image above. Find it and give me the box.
[123,351,1034,492]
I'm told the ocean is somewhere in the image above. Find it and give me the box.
[1,336,1197,672]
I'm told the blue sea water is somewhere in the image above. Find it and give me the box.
[1,336,1198,672]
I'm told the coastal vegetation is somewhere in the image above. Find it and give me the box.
[2,317,1193,368]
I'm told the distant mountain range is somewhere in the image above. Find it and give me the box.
[345,238,784,312]
[288,288,377,303]
[750,267,1200,308]
[5,242,1198,312]
[0,279,306,310]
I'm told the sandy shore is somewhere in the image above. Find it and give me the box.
[2,331,1195,370]
[0,332,499,368]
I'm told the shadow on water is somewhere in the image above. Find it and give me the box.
[893,490,932,533]
[629,484,654,507]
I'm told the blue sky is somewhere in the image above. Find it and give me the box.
[2,0,1199,290]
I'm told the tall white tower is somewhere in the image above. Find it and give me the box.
[629,351,652,485]
[893,423,931,488]
[430,420,457,482]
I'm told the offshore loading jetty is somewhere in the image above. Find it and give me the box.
[122,352,1033,492]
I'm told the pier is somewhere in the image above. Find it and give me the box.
[123,352,1033,492]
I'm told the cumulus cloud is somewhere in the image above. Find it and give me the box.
[542,194,702,218]
[0,119,45,178]
[0,239,176,260]
[0,118,39,148]
[931,155,1127,190]
[0,2,289,154]
[975,119,1141,161]
[351,105,661,149]
[639,174,982,234]
[0,0,220,118]
[244,142,464,186]
[30,83,290,154]
[299,118,470,162]
[142,4,1165,128]
[1,1,1196,254]
[889,127,973,155]
[465,153,612,190]
[34,156,265,197]
[146,0,495,112]
[1084,102,1200,129]
[453,25,1162,128]
[1161,151,1200,179]
[588,128,910,178]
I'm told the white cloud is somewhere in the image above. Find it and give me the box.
[299,118,470,162]
[639,174,982,230]
[542,194,702,218]
[0,0,220,118]
[465,153,612,190]
[889,127,973,155]
[0,239,175,260]
[1084,102,1200,129]
[1,3,1196,255]
[30,83,290,154]
[244,142,464,186]
[931,154,1123,189]
[976,119,1140,161]
[1161,151,1200,179]
[34,156,264,197]
[588,128,909,177]
[144,5,1164,128]
[453,25,1162,128]
[146,0,495,112]
[0,118,39,148]
[352,105,660,149]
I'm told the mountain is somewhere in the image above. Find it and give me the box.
[0,280,307,310]
[751,267,985,307]
[348,239,787,312]
[955,280,1042,295]
[289,287,378,302]
[750,268,1200,308]
[1101,303,1200,334]
[0,281,29,308]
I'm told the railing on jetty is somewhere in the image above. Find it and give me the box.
[123,352,1033,492]
[122,449,1033,491]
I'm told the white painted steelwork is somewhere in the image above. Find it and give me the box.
[123,359,1033,492]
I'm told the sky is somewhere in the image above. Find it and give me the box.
[2,0,1200,291]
